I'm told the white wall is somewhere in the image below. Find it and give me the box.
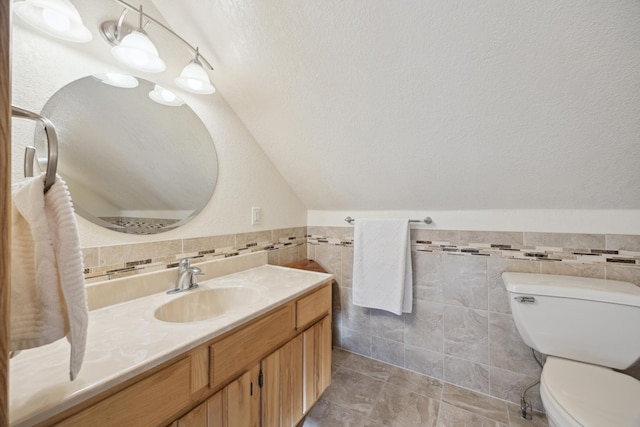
[308,209,640,235]
[10,0,306,248]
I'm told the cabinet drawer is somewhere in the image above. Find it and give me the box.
[296,284,331,330]
[210,304,294,388]
[58,358,191,426]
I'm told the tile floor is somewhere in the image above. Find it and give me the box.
[302,348,548,427]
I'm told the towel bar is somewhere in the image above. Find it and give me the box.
[344,216,433,225]
[11,106,59,193]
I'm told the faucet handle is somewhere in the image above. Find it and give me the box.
[189,266,204,288]
[178,257,192,270]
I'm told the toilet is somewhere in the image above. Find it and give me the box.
[502,272,640,427]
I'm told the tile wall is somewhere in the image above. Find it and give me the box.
[307,227,640,411]
[81,227,307,283]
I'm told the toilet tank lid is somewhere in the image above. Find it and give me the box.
[502,272,640,307]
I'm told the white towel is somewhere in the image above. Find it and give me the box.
[352,218,413,315]
[11,173,88,381]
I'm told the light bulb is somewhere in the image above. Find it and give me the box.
[149,85,184,107]
[41,7,70,31]
[112,30,166,73]
[93,72,139,88]
[14,0,92,43]
[175,60,215,95]
[160,88,176,102]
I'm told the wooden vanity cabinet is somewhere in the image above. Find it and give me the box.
[175,285,332,427]
[48,282,332,427]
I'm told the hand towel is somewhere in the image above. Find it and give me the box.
[11,173,88,380]
[352,218,413,315]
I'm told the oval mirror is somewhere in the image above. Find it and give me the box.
[34,75,218,234]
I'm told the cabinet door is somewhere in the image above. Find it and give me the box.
[226,364,261,427]
[302,315,332,414]
[207,389,227,427]
[177,402,207,427]
[261,348,281,426]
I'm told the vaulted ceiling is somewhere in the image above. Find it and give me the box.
[155,0,640,211]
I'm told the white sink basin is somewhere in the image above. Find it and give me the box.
[154,286,263,323]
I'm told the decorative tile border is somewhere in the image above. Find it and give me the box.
[82,227,307,282]
[307,231,640,268]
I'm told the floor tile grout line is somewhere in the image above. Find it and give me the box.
[333,346,545,424]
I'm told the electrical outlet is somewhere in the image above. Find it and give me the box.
[251,207,262,225]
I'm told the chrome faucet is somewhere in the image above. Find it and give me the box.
[168,257,204,294]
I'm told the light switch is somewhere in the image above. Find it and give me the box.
[251,207,262,225]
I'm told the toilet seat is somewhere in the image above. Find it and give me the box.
[541,357,640,427]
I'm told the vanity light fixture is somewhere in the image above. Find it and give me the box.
[100,0,215,94]
[108,5,165,73]
[148,85,185,107]
[93,72,139,88]
[175,48,216,95]
[13,0,92,43]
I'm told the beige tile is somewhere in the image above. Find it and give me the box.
[386,366,443,400]
[340,287,370,333]
[235,230,273,246]
[99,240,182,266]
[272,226,306,241]
[308,226,353,240]
[412,251,444,302]
[339,327,372,357]
[605,265,640,286]
[368,383,439,427]
[307,242,316,260]
[82,247,100,268]
[458,231,524,246]
[341,245,354,287]
[442,254,488,310]
[332,347,351,367]
[412,229,460,244]
[487,258,540,314]
[443,306,489,364]
[506,403,548,427]
[302,398,369,427]
[341,352,395,381]
[523,232,605,250]
[405,345,444,380]
[370,308,404,343]
[489,313,541,376]
[322,368,385,415]
[182,234,235,254]
[436,402,507,427]
[443,356,490,394]
[267,249,280,265]
[606,234,640,252]
[314,244,342,282]
[278,245,303,266]
[441,383,509,424]
[539,261,605,279]
[404,300,444,352]
[490,367,543,413]
[371,336,404,367]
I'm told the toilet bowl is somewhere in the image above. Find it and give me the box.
[540,357,640,427]
[502,272,640,427]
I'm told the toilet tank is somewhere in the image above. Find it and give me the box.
[502,272,640,370]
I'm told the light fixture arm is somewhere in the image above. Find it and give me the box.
[111,0,214,71]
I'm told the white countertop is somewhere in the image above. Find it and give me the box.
[9,264,333,426]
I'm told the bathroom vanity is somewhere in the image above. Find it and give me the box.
[9,252,333,427]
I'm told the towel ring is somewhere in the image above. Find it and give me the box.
[12,106,59,193]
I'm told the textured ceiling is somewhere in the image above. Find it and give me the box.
[155,0,640,211]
